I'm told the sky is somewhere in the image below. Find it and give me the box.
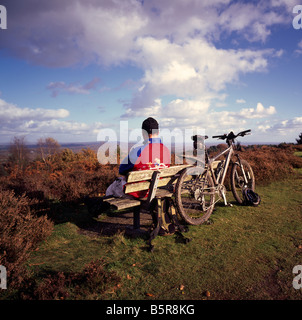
[0,0,301,145]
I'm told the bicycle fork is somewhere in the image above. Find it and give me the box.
[213,150,233,207]
[218,184,232,207]
[220,187,228,206]
[235,155,249,186]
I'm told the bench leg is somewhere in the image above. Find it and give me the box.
[133,206,141,229]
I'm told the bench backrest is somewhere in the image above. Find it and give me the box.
[124,164,192,194]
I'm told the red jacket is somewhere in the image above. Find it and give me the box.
[119,138,171,198]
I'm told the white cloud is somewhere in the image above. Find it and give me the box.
[122,98,278,135]
[0,98,69,122]
[0,98,102,142]
[19,119,103,135]
[270,0,298,11]
[123,97,209,120]
[73,0,147,66]
[236,99,246,104]
[259,116,302,135]
[126,37,275,112]
[258,124,271,132]
[0,1,287,112]
[0,0,290,67]
[219,2,287,42]
[46,77,101,97]
[294,40,302,56]
[0,0,295,141]
[239,103,276,119]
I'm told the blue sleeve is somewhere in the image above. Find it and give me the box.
[119,145,142,175]
[119,155,134,175]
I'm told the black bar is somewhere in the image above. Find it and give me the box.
[133,206,141,229]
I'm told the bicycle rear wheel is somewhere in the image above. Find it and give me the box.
[175,167,215,225]
[231,159,255,204]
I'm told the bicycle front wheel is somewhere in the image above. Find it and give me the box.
[175,168,215,225]
[231,159,255,204]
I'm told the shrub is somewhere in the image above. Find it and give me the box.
[1,148,120,203]
[20,259,121,300]
[294,144,302,152]
[206,144,302,186]
[28,272,69,300]
[71,259,121,298]
[237,146,302,185]
[2,145,301,204]
[0,189,53,289]
[39,164,119,202]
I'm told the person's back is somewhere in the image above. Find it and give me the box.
[119,117,171,198]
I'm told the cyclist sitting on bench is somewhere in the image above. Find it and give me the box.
[119,117,171,198]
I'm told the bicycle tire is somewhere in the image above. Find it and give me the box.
[175,167,215,225]
[231,159,255,204]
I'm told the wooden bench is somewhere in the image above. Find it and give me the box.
[103,164,192,231]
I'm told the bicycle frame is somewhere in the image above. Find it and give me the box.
[188,129,252,207]
[206,143,253,207]
[207,144,234,187]
[174,129,253,226]
[202,145,232,206]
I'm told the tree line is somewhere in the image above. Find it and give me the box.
[8,136,61,170]
[6,131,302,171]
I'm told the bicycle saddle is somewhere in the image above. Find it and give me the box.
[191,135,207,151]
[191,135,208,141]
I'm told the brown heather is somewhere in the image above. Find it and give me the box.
[0,144,301,298]
[0,190,53,289]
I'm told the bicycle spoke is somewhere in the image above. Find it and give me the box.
[231,160,255,204]
[175,169,215,224]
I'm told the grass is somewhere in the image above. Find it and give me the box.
[25,170,302,300]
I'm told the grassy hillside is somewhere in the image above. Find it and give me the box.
[1,144,302,300]
[18,172,300,300]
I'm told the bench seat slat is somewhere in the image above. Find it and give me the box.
[125,168,195,194]
[126,164,192,183]
[104,187,174,210]
[104,197,141,210]
[125,176,175,193]
[102,165,198,221]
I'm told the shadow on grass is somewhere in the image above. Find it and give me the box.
[40,196,196,251]
[42,196,152,240]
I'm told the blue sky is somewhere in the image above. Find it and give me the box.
[0,0,301,144]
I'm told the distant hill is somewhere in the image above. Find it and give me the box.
[0,140,286,164]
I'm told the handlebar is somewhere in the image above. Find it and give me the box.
[212,133,227,140]
[237,129,251,137]
[190,130,251,150]
[213,129,251,139]
[212,129,251,145]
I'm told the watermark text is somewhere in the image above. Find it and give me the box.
[293,265,302,289]
[0,5,7,29]
[0,265,7,289]
[293,5,302,29]
[97,121,205,171]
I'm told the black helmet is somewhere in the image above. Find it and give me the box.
[243,188,261,206]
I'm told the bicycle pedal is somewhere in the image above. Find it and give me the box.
[184,238,192,244]
[205,219,214,225]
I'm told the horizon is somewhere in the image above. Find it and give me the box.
[0,1,301,145]
[0,139,297,148]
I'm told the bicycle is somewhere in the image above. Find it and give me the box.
[174,129,255,225]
